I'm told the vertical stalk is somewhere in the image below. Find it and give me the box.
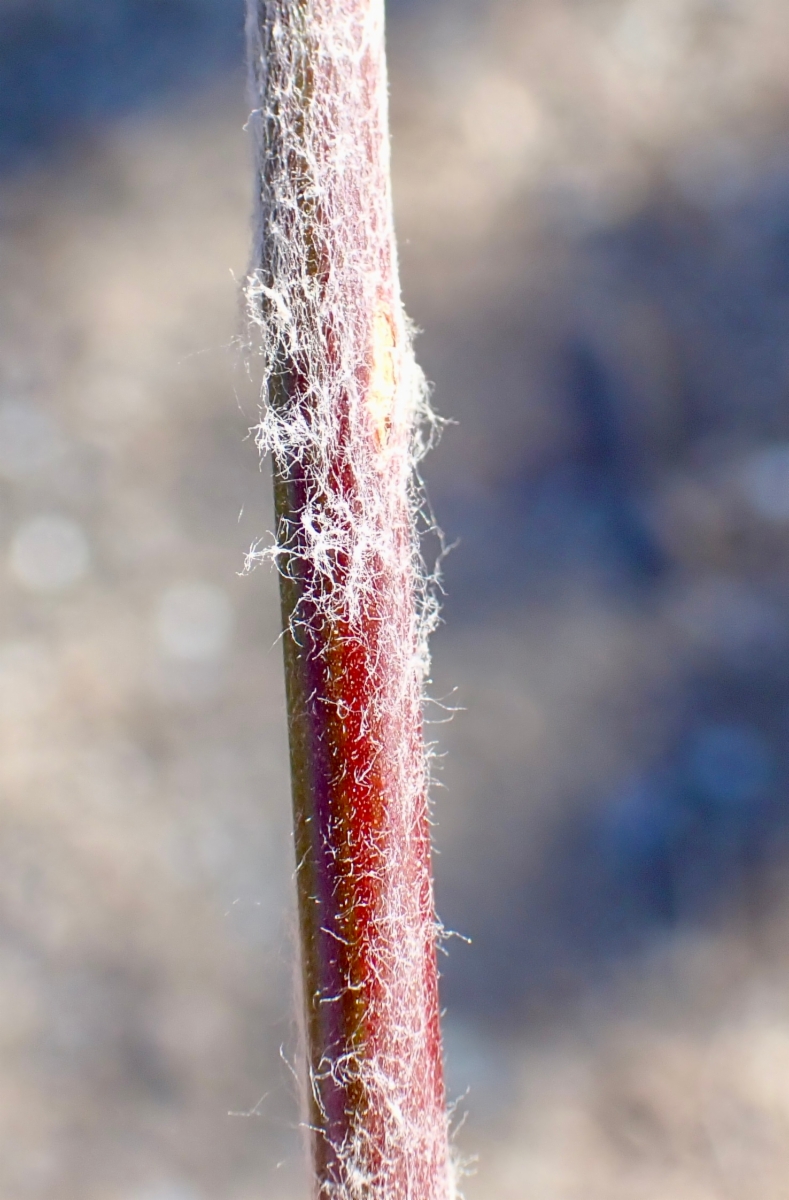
[246,3,452,1199]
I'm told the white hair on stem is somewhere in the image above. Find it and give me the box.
[244,3,456,1199]
[244,0,441,671]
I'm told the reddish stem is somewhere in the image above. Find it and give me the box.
[246,3,452,1198]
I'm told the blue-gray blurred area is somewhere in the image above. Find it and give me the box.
[0,0,426,168]
[0,0,244,167]
[432,178,789,1015]
[4,1,789,1197]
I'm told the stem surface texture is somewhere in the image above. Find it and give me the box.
[246,3,452,1198]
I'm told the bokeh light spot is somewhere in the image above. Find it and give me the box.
[741,443,789,521]
[0,401,63,481]
[9,514,90,592]
[155,582,233,662]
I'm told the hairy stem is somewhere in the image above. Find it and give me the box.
[245,3,452,1198]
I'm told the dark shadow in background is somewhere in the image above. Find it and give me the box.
[436,170,789,1024]
[0,0,246,170]
[0,0,428,170]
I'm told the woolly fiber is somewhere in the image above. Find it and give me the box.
[245,3,453,1198]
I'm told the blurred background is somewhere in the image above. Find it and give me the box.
[3,0,789,1197]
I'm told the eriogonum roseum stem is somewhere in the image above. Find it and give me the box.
[245,3,453,1198]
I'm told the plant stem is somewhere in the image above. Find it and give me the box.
[246,3,452,1198]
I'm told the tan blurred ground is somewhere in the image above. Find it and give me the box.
[4,1,789,1197]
